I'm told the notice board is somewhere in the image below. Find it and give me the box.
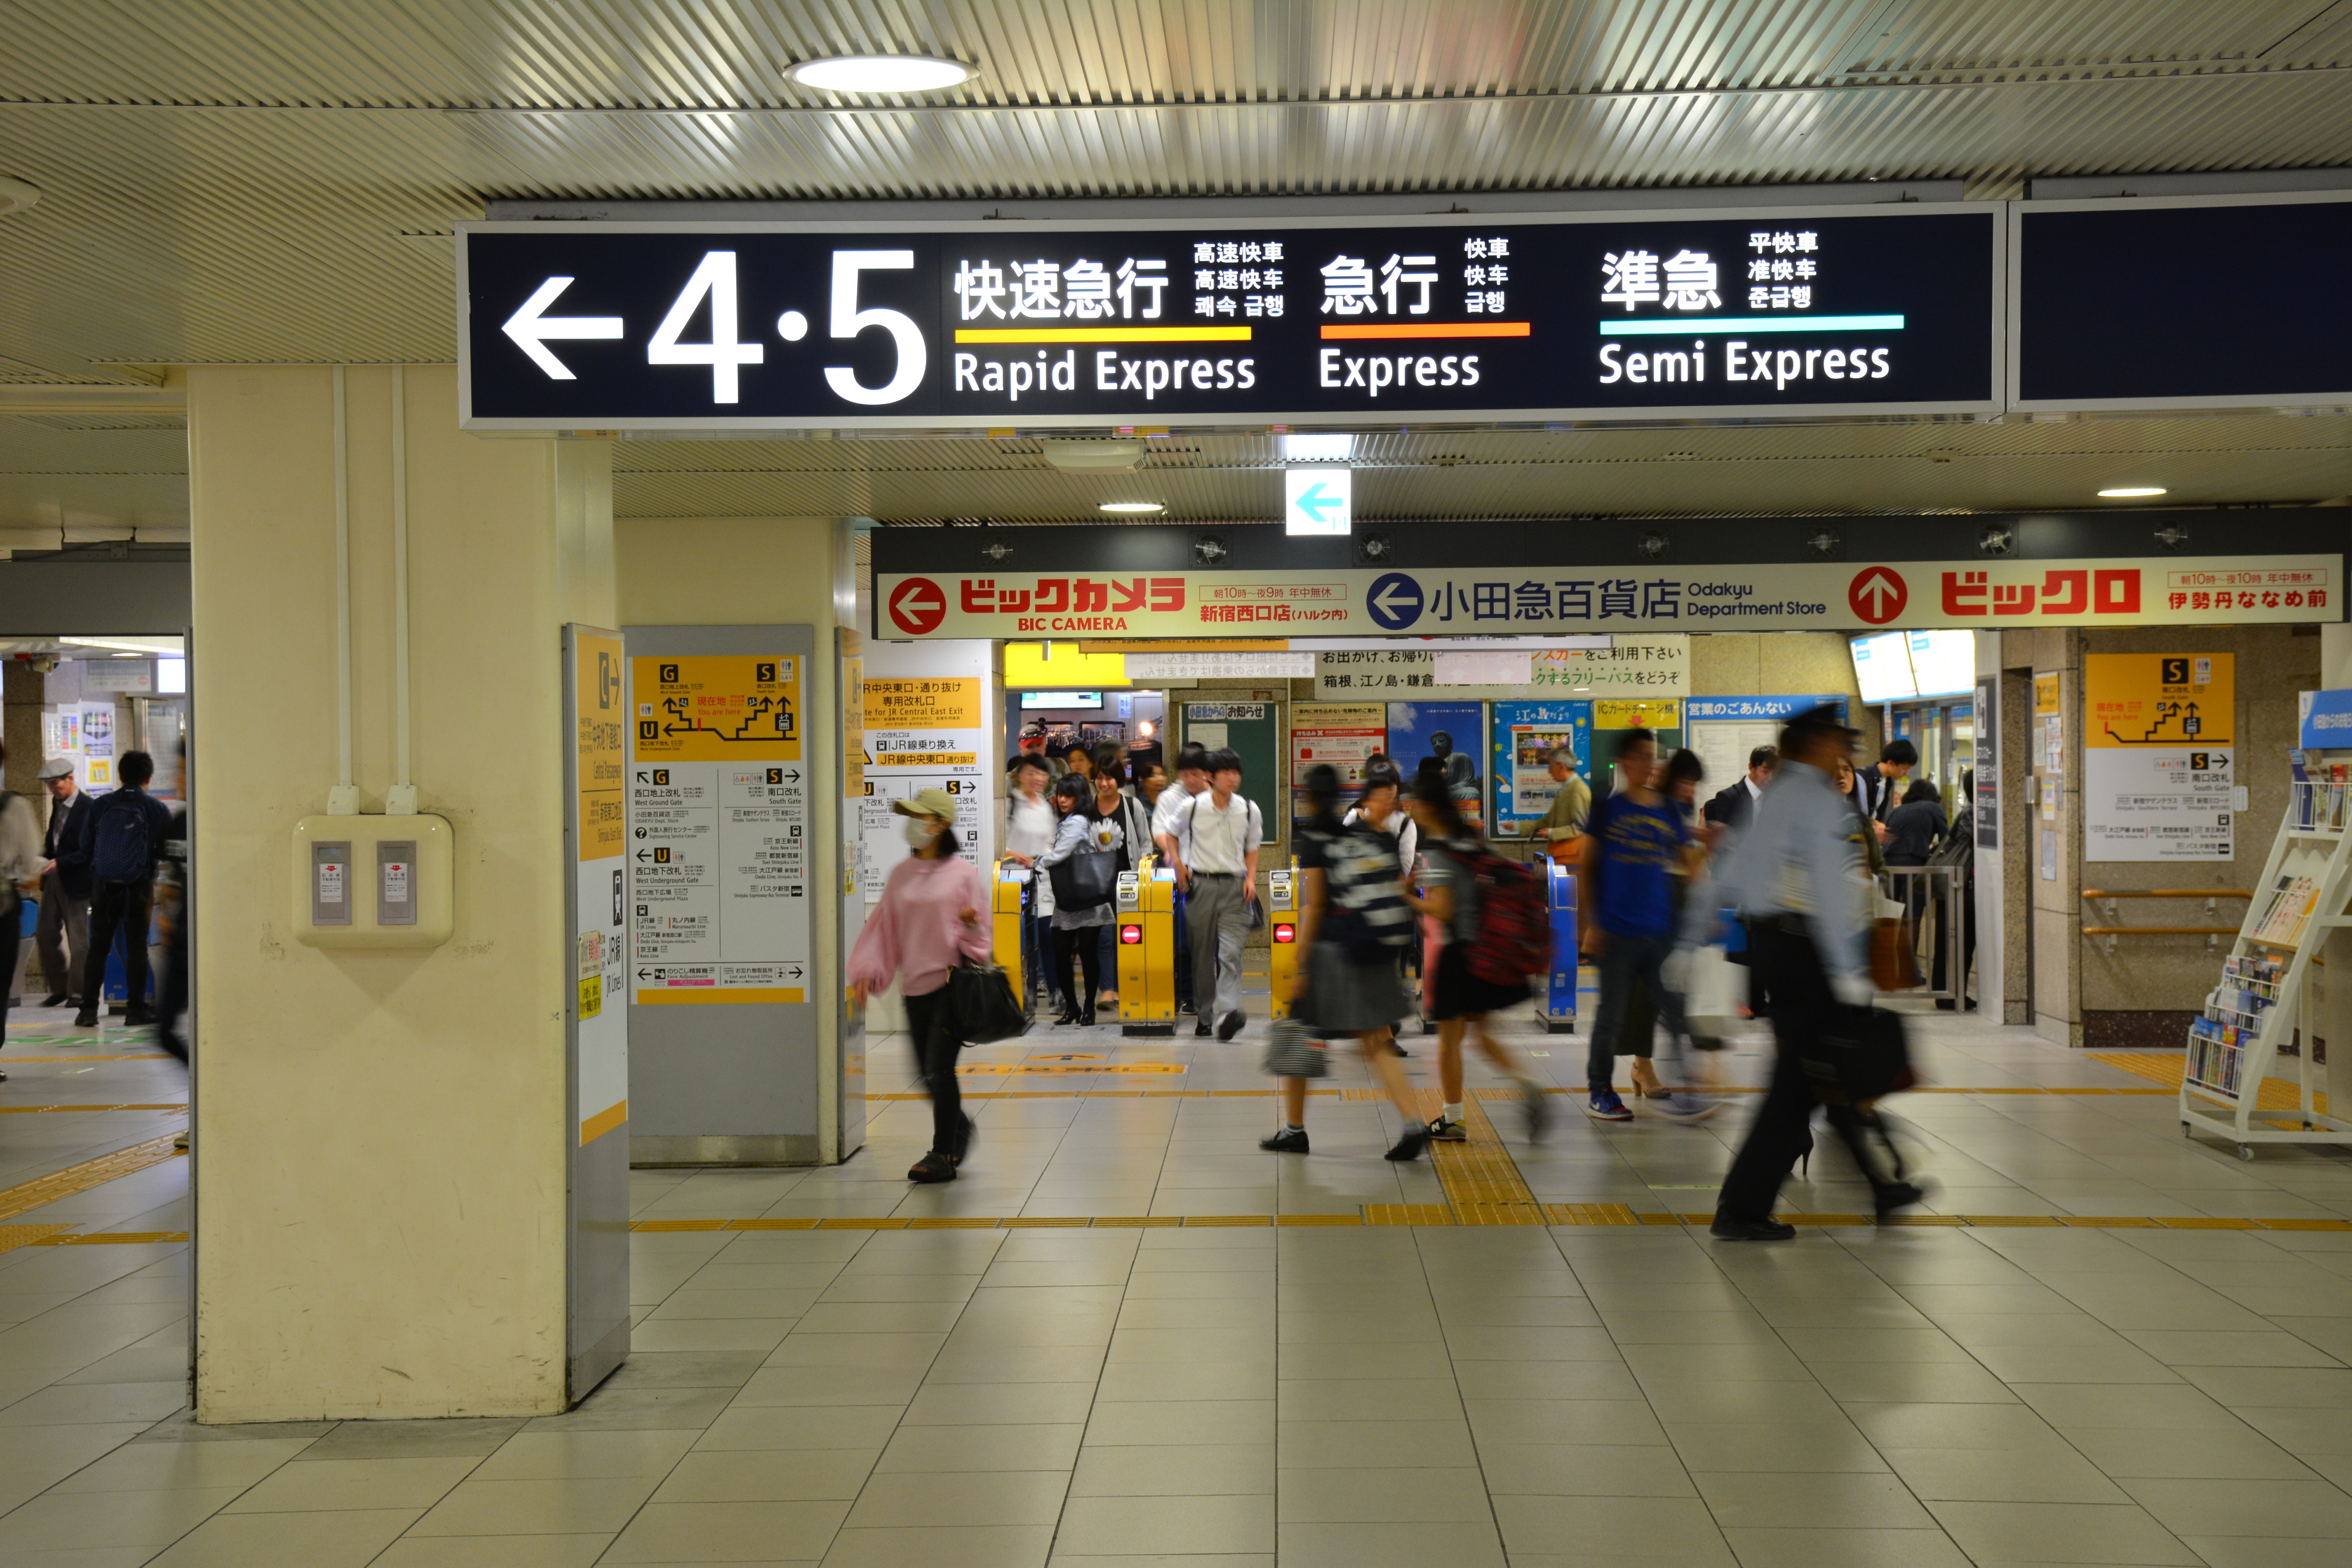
[2084,653,2235,862]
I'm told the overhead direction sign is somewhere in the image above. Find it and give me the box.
[459,203,2002,430]
[1285,468,1352,535]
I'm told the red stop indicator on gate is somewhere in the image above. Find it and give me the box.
[1847,566,1908,625]
[888,577,946,636]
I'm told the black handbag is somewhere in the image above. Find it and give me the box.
[1801,1004,1915,1107]
[1048,844,1119,911]
[946,962,1029,1045]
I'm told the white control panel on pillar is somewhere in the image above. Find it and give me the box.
[293,815,455,948]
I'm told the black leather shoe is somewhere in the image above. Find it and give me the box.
[907,1151,957,1184]
[1195,1020,1213,1036]
[1079,1005,1097,1026]
[1217,1011,1246,1041]
[125,1010,157,1027]
[71,1012,97,1028]
[1875,1181,1930,1221]
[1054,1010,1079,1027]
[1259,1127,1309,1154]
[1710,1215,1797,1241]
[40,994,65,1009]
[1384,1124,1431,1162]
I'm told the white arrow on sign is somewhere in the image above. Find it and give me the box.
[501,277,624,380]
[1371,578,1420,619]
[1854,570,1903,620]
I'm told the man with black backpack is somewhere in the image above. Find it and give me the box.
[74,749,172,1030]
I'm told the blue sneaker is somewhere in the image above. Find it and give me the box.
[1585,1089,1634,1122]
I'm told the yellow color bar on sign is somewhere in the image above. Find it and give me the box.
[954,326,1253,344]
[1004,644,1128,687]
[635,988,806,1006]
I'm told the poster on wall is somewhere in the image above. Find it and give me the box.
[1490,702,1593,836]
[860,676,985,891]
[1386,701,1485,795]
[2084,653,2235,862]
[1974,677,1999,850]
[1291,705,1388,823]
[80,703,114,791]
[1529,638,1690,698]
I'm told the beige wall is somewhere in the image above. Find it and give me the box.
[190,366,610,1420]
[614,516,851,1158]
[2074,624,2321,1022]
[1689,631,1876,747]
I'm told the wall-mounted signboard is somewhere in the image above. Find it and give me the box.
[878,554,2338,640]
[459,204,2002,430]
[2011,192,2352,412]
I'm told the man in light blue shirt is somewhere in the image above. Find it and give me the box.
[1708,706,1923,1237]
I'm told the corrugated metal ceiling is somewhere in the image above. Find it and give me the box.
[4,1,2352,533]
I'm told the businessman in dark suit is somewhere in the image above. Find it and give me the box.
[34,757,95,1008]
[1700,746,1778,836]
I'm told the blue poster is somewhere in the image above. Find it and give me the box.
[1491,702,1593,835]
[1386,701,1485,796]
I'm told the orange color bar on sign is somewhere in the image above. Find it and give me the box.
[1319,322,1531,340]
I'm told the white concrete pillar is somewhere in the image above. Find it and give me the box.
[188,366,612,1420]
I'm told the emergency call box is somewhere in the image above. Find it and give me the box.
[294,814,454,949]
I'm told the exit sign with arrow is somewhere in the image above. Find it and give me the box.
[1284,467,1351,536]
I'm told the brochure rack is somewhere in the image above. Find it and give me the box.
[2181,754,2352,1158]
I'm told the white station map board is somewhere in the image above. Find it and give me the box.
[2085,653,2235,862]
[858,677,986,893]
[628,654,811,1003]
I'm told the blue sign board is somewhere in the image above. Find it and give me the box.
[1684,694,1848,723]
[1491,701,1594,835]
[2301,689,2352,750]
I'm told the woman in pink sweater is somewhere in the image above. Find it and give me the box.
[848,790,993,1183]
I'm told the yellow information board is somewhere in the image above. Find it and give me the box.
[633,656,801,763]
[865,677,980,729]
[1594,698,1682,729]
[2085,653,2233,748]
[575,632,625,862]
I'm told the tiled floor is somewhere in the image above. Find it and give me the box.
[4,993,2352,1564]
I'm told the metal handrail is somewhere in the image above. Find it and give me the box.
[2082,889,2253,900]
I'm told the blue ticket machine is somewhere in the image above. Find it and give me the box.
[1543,862,1578,1034]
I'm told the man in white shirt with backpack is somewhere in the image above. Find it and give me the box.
[1164,748,1261,1040]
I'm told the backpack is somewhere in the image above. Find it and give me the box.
[1928,811,1973,869]
[90,791,157,883]
[1317,821,1414,963]
[1458,840,1550,987]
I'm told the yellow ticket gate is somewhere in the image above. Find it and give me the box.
[1267,860,1301,1021]
[991,860,1029,1010]
[1115,859,1178,1035]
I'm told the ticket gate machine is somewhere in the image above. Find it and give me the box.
[1266,861,1300,1021]
[1115,859,1178,1035]
[992,860,1029,1011]
[1542,862,1579,1034]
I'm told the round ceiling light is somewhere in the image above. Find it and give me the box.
[1098,501,1163,514]
[789,55,972,94]
[2098,486,2167,499]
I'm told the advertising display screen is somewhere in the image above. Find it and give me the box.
[1851,631,1916,704]
[461,204,2001,430]
[2014,193,2352,410]
[1019,690,1103,710]
[1906,629,1976,698]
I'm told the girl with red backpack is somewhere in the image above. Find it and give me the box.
[1404,771,1552,1146]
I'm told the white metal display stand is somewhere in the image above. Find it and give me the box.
[2181,762,2352,1158]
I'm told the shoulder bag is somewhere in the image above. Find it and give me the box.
[947,961,1029,1045]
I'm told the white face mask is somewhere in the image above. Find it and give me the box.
[903,816,945,848]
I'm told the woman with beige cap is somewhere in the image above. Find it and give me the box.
[847,788,992,1184]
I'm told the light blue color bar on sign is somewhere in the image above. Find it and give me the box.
[1598,314,1905,337]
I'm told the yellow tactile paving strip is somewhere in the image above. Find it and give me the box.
[0,1135,185,1223]
[868,1086,2182,1101]
[634,1212,2352,1232]
[2092,1051,2331,1114]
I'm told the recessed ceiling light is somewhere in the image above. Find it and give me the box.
[789,55,973,94]
[2098,486,2166,498]
[1099,501,1163,514]
[1282,433,1353,462]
